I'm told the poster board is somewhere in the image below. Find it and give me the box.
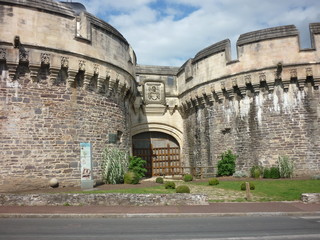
[80,142,94,189]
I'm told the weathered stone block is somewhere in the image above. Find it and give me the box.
[301,193,320,203]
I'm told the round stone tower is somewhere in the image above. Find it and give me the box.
[0,0,137,191]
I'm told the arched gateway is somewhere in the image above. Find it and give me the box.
[132,132,181,177]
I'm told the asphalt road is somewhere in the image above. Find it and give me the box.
[0,215,320,240]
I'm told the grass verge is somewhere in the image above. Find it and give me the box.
[191,179,320,201]
[69,179,320,202]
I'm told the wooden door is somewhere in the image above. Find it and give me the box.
[133,144,181,177]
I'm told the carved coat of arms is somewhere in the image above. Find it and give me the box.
[148,85,160,101]
[144,82,165,105]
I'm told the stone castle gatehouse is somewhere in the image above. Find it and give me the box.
[0,0,319,190]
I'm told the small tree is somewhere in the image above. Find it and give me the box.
[217,150,237,176]
[128,156,147,180]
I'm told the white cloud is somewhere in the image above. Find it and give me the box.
[76,0,320,66]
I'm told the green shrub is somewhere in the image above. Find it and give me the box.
[208,178,219,185]
[250,165,263,178]
[217,150,237,176]
[270,167,280,179]
[124,171,140,184]
[155,177,164,184]
[240,182,255,191]
[164,181,176,189]
[176,185,190,193]
[101,147,128,184]
[263,168,271,178]
[183,174,193,182]
[278,156,294,178]
[128,156,147,180]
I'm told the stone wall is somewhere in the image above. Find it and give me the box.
[182,85,320,176]
[179,24,320,176]
[0,77,131,191]
[0,193,208,206]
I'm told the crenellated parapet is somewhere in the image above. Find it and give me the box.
[178,24,320,112]
[0,0,137,103]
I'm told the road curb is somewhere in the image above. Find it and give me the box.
[1,211,320,218]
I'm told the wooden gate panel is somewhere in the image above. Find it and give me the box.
[133,144,181,177]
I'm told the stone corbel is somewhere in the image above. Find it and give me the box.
[166,98,178,115]
[29,65,41,82]
[168,105,177,115]
[41,53,50,65]
[97,76,106,93]
[107,77,117,96]
[258,72,269,92]
[232,79,242,99]
[119,82,129,99]
[6,48,19,80]
[195,88,205,106]
[244,75,255,97]
[83,72,93,90]
[306,67,313,77]
[67,69,77,88]
[17,50,30,80]
[49,67,60,86]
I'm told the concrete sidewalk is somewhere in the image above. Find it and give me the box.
[1,202,320,218]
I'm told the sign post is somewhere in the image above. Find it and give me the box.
[80,142,94,189]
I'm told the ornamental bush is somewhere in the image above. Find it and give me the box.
[123,171,140,184]
[155,177,164,184]
[101,147,128,184]
[176,185,190,193]
[263,168,271,178]
[164,181,176,189]
[128,156,147,180]
[183,174,193,182]
[270,167,280,179]
[278,156,294,178]
[240,182,255,191]
[208,178,219,185]
[250,165,263,178]
[217,150,237,176]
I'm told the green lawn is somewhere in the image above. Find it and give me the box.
[73,179,320,202]
[191,179,320,201]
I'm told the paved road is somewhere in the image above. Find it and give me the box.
[0,215,320,240]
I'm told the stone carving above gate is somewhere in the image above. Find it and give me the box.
[144,82,165,105]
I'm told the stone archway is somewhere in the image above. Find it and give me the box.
[132,132,181,177]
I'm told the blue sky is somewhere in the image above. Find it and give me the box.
[75,0,320,67]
